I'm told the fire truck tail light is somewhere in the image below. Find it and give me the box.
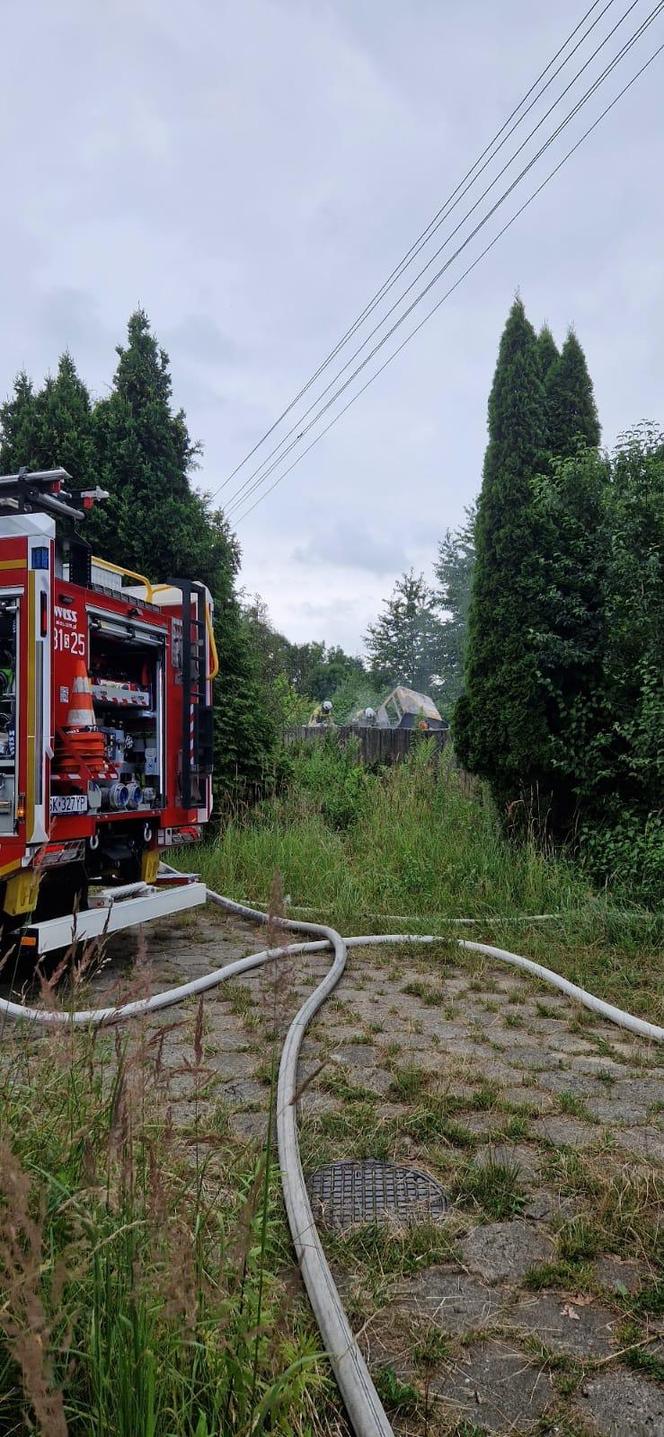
[39,591,48,637]
[16,794,26,821]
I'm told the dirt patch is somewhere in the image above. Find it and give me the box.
[511,1291,618,1358]
[579,1369,664,1434]
[429,1339,554,1432]
[461,1220,554,1285]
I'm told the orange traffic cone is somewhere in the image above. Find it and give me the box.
[66,659,97,730]
[55,659,109,780]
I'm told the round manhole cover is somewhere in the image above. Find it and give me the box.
[307,1159,448,1229]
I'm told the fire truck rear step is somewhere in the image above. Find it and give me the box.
[20,879,207,955]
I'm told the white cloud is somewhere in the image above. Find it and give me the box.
[292,521,408,575]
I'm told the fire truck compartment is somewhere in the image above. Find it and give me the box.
[0,597,17,836]
[86,620,165,810]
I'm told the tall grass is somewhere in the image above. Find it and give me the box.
[0,993,327,1435]
[189,740,591,924]
[184,738,664,1015]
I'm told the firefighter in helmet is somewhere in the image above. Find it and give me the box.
[309,699,334,726]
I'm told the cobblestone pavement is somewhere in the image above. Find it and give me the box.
[33,908,664,1436]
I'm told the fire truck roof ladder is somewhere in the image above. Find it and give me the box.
[0,468,84,521]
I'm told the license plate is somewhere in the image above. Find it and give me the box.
[50,794,88,815]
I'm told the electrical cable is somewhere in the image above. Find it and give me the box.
[231,30,664,524]
[222,0,659,517]
[214,0,616,496]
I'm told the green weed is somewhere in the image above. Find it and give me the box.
[524,1260,592,1291]
[388,1064,431,1102]
[454,1156,525,1219]
[557,1091,594,1121]
[633,1278,664,1316]
[467,1084,497,1111]
[402,1100,477,1148]
[402,979,443,1006]
[412,1325,450,1370]
[374,1365,421,1415]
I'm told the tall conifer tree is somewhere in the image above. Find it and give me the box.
[453,298,550,809]
[536,325,559,383]
[433,503,476,713]
[0,356,95,487]
[92,310,275,797]
[365,571,440,692]
[37,353,96,488]
[545,328,600,456]
[0,372,44,471]
[0,311,277,801]
[530,444,608,828]
[92,309,206,578]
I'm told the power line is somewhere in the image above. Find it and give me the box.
[225,0,651,516]
[215,0,617,498]
[232,34,664,527]
[225,2,663,518]
[223,0,649,516]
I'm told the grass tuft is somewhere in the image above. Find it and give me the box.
[453,1155,525,1219]
[326,1219,454,1278]
[388,1064,431,1102]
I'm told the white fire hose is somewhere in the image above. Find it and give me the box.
[1,875,662,1437]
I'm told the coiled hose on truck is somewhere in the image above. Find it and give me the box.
[1,874,663,1437]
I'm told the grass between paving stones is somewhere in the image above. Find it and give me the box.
[452,1154,526,1219]
[557,1091,597,1121]
[523,1259,595,1292]
[325,1219,457,1282]
[300,1012,664,1426]
[538,1148,664,1268]
[401,979,447,1006]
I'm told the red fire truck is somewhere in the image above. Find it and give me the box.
[0,468,215,959]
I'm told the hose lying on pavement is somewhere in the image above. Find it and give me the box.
[1,879,663,1437]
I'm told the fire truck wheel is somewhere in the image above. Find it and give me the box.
[34,864,89,923]
[0,911,31,978]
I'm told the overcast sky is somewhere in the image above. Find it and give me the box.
[2,0,663,653]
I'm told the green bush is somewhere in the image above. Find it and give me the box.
[579,811,664,907]
[287,735,371,831]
